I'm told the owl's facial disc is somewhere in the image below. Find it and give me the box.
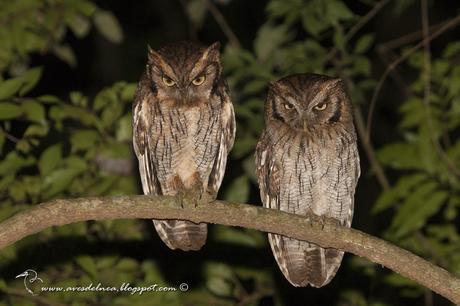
[145,42,222,107]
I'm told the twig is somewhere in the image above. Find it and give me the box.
[0,128,20,143]
[378,20,449,51]
[205,0,241,49]
[0,195,459,304]
[376,47,410,98]
[324,0,391,63]
[365,13,460,143]
[354,105,391,190]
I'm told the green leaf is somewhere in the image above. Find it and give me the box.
[0,103,23,120]
[39,144,62,175]
[76,255,98,278]
[37,95,61,104]
[354,34,375,54]
[22,100,45,123]
[70,129,99,152]
[93,10,124,44]
[206,277,233,297]
[443,41,460,58]
[204,262,234,297]
[24,124,48,137]
[53,44,77,67]
[352,56,371,76]
[377,142,423,170]
[16,139,30,153]
[42,167,84,199]
[121,83,137,101]
[0,152,35,176]
[326,0,354,23]
[0,78,23,100]
[67,13,91,38]
[223,175,249,203]
[390,182,447,238]
[383,272,418,287]
[10,181,26,201]
[116,258,138,271]
[392,0,416,16]
[71,0,97,16]
[254,24,291,61]
[186,0,207,29]
[372,173,427,213]
[116,114,132,142]
[19,67,43,95]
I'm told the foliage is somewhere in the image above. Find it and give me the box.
[372,43,460,296]
[0,0,459,305]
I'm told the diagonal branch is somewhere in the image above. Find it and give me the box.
[0,195,459,303]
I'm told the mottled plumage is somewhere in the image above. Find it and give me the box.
[255,74,360,287]
[133,41,235,251]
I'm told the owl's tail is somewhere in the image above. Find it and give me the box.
[153,220,207,251]
[268,233,344,287]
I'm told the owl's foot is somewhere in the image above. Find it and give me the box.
[177,190,212,209]
[318,215,326,230]
[306,210,327,230]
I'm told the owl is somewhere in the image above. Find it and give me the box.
[255,73,360,287]
[132,41,235,251]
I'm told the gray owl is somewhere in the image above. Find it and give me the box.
[255,74,360,287]
[132,41,236,251]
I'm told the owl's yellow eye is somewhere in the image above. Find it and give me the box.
[162,76,176,87]
[284,103,294,110]
[192,75,206,86]
[314,103,327,111]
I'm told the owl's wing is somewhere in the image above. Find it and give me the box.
[132,93,162,196]
[255,132,280,211]
[207,89,236,194]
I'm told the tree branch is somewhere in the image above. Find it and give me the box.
[0,195,459,304]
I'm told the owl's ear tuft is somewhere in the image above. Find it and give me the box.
[147,45,163,65]
[328,77,343,89]
[202,41,221,63]
[268,81,282,95]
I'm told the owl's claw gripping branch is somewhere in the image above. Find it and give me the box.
[177,191,203,209]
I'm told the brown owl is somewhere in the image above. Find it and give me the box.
[255,73,360,287]
[133,41,235,251]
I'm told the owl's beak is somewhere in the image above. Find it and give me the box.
[303,119,309,132]
[179,89,192,105]
[180,88,195,105]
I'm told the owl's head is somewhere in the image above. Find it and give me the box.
[266,73,353,132]
[145,41,222,106]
